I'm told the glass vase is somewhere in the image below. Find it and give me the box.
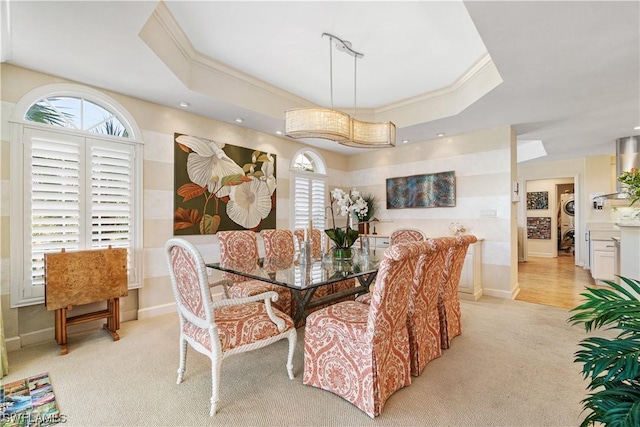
[332,247,353,261]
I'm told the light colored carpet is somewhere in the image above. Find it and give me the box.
[4,297,593,426]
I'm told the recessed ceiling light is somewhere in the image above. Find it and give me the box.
[235,118,244,123]
[437,133,445,137]
[402,139,409,144]
[179,101,190,108]
[634,125,640,130]
[275,130,283,135]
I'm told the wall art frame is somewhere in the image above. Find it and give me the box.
[527,216,552,239]
[526,191,549,210]
[386,171,456,209]
[173,133,276,235]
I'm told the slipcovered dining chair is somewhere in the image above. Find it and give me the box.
[407,237,457,376]
[439,234,478,349]
[293,228,322,259]
[294,228,356,303]
[390,228,427,245]
[218,230,292,316]
[303,243,419,418]
[164,238,296,416]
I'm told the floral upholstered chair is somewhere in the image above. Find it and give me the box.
[390,228,427,245]
[294,228,355,304]
[407,237,456,376]
[303,243,418,418]
[164,238,296,416]
[439,234,478,349]
[218,230,292,316]
[293,228,322,259]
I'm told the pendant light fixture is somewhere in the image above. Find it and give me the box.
[284,33,395,148]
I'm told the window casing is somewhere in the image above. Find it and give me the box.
[9,85,143,307]
[290,150,327,240]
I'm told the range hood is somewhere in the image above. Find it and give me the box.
[602,136,640,200]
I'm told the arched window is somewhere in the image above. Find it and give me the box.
[290,149,327,233]
[9,84,143,307]
[25,95,132,137]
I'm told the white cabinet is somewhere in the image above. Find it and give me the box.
[591,239,616,284]
[458,240,483,301]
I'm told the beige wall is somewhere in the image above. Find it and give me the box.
[0,64,348,348]
[2,63,524,348]
[346,126,518,299]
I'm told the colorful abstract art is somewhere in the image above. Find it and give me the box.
[526,191,549,210]
[173,133,276,235]
[386,171,456,209]
[527,217,552,239]
[1,373,62,426]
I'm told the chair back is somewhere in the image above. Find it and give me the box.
[165,238,215,331]
[445,235,478,293]
[294,228,322,258]
[260,229,295,258]
[390,228,426,245]
[366,242,420,348]
[260,229,295,271]
[407,237,456,375]
[218,230,259,283]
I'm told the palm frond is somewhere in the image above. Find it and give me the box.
[569,276,640,426]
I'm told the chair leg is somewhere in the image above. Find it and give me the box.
[286,329,297,380]
[177,337,187,384]
[210,358,222,416]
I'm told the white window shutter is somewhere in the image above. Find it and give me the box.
[292,173,326,231]
[27,130,83,289]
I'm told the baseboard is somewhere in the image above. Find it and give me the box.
[136,288,225,320]
[483,286,519,299]
[5,336,21,353]
[137,303,176,320]
[20,327,55,348]
[527,252,554,258]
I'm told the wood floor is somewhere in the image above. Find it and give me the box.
[516,255,601,310]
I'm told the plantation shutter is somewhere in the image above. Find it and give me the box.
[293,174,326,231]
[89,139,137,282]
[27,129,83,293]
[23,128,136,298]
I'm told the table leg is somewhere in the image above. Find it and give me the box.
[291,288,318,326]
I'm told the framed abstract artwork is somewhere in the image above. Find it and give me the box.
[526,191,549,210]
[527,217,552,239]
[173,133,276,235]
[386,171,455,209]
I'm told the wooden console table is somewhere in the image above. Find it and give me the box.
[44,247,128,355]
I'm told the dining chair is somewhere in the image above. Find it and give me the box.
[390,228,427,245]
[218,230,292,316]
[164,238,296,416]
[407,237,456,376]
[439,234,478,349]
[293,228,322,258]
[303,242,418,418]
[294,228,356,303]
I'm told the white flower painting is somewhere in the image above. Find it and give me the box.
[173,133,276,234]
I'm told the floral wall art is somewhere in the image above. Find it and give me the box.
[386,171,456,209]
[173,133,276,235]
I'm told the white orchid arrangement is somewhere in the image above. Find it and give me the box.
[174,134,276,234]
[325,188,368,250]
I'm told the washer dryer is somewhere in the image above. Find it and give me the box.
[560,193,575,252]
[561,194,575,227]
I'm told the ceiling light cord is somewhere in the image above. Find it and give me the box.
[329,36,334,109]
[353,54,357,118]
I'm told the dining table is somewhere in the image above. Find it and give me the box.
[207,251,382,325]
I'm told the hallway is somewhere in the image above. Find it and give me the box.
[516,256,598,310]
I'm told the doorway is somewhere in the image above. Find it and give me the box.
[518,177,588,309]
